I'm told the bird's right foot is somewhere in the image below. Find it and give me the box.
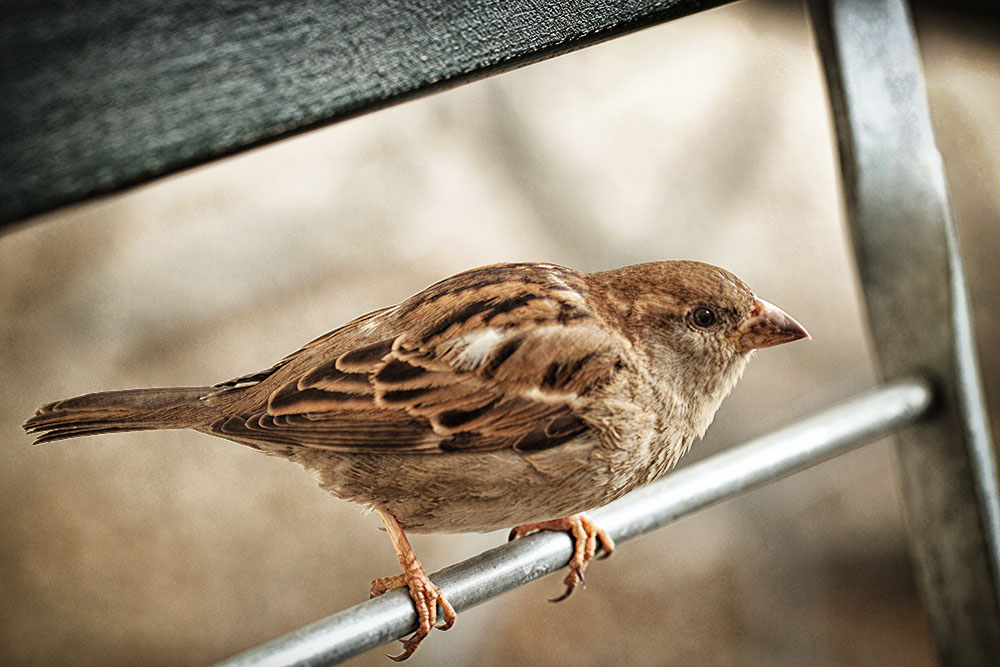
[508,512,615,602]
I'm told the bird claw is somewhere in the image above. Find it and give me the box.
[547,564,585,603]
[387,635,422,663]
[371,567,456,661]
[509,512,614,602]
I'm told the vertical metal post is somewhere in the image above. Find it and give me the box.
[808,0,1000,663]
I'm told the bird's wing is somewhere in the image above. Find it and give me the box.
[208,263,625,454]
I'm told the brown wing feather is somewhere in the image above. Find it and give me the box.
[212,411,445,452]
[206,263,624,454]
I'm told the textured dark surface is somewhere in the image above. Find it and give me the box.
[0,0,732,226]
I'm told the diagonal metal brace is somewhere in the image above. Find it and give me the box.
[218,380,932,666]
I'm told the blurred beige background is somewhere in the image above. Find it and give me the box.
[2,1,997,665]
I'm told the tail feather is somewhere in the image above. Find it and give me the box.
[24,387,216,444]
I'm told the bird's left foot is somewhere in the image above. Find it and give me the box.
[508,512,615,602]
[372,508,457,661]
[369,566,456,661]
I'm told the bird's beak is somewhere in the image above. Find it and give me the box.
[734,298,810,351]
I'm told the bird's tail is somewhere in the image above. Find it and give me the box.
[23,387,216,444]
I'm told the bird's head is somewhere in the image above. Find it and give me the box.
[595,260,810,431]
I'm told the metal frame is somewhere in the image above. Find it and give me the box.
[217,381,933,666]
[810,0,1000,662]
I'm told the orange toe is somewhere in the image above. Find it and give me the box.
[508,512,614,601]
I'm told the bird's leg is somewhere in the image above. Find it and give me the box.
[508,512,615,602]
[370,508,456,661]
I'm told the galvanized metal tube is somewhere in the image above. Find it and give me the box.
[809,1,1000,662]
[217,379,932,666]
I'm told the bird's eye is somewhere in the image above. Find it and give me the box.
[691,307,717,328]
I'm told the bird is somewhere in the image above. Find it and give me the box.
[24,260,809,660]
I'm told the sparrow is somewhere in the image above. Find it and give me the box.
[24,260,809,660]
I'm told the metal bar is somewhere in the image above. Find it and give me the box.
[218,379,933,666]
[808,0,1000,663]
